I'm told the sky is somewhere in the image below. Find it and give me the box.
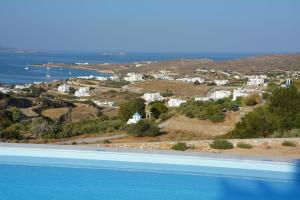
[0,0,300,53]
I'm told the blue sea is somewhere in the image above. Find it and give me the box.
[0,52,260,84]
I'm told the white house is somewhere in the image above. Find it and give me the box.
[195,96,210,101]
[109,75,120,81]
[210,90,231,100]
[57,84,70,93]
[247,78,265,86]
[15,84,32,90]
[77,75,95,79]
[127,112,142,124]
[75,87,90,97]
[96,76,108,81]
[92,100,115,107]
[233,88,263,100]
[0,87,11,94]
[142,93,164,103]
[124,73,144,82]
[152,74,174,81]
[176,77,204,83]
[214,80,229,86]
[167,98,187,107]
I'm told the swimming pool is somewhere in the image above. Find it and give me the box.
[0,146,299,200]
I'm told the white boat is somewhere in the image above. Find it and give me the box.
[24,67,29,70]
[46,74,51,78]
[46,67,50,70]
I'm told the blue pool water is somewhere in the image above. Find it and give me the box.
[0,155,299,200]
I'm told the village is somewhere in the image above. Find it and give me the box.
[1,53,300,159]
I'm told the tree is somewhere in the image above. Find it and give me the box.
[127,120,160,137]
[193,80,201,85]
[68,87,76,95]
[118,98,146,121]
[227,106,279,138]
[150,101,168,119]
[226,84,300,139]
[243,93,262,106]
[161,89,174,97]
[31,118,62,139]
[8,107,21,122]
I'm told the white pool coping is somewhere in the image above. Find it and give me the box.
[0,146,295,173]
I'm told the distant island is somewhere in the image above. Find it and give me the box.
[0,46,40,53]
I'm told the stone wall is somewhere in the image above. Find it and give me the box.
[103,138,300,151]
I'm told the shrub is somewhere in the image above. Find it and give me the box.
[237,142,253,149]
[118,98,146,121]
[269,129,300,138]
[226,85,300,139]
[100,80,130,88]
[127,120,160,137]
[0,127,23,140]
[193,80,201,85]
[243,93,262,106]
[172,142,189,151]
[103,139,112,144]
[150,101,168,119]
[179,100,226,123]
[161,89,174,97]
[68,87,76,95]
[210,140,233,149]
[159,112,174,122]
[281,141,296,147]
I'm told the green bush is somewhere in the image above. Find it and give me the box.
[161,89,174,97]
[127,120,160,137]
[172,142,189,151]
[210,140,233,149]
[159,112,174,122]
[150,101,168,119]
[100,80,130,88]
[226,85,300,139]
[269,129,300,138]
[178,98,239,123]
[237,142,253,149]
[118,98,146,121]
[243,93,262,106]
[0,127,23,140]
[281,141,296,147]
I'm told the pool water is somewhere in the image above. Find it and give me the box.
[0,158,299,200]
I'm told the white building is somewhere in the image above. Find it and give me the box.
[152,74,174,81]
[109,75,120,81]
[57,84,70,93]
[77,75,95,79]
[142,93,164,103]
[195,96,211,101]
[167,98,187,107]
[0,87,11,94]
[92,100,115,107]
[214,80,229,86]
[75,87,90,97]
[96,76,108,81]
[210,90,231,100]
[233,88,262,100]
[124,73,144,82]
[176,77,204,83]
[247,77,265,86]
[15,84,32,90]
[127,112,142,124]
